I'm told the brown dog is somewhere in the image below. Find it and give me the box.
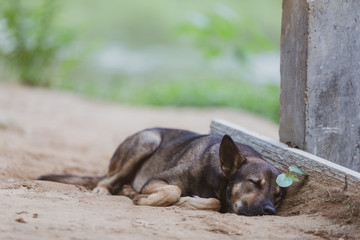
[39,128,285,216]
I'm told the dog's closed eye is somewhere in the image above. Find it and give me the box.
[248,179,263,188]
[249,179,266,189]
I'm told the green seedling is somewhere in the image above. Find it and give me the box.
[276,166,307,188]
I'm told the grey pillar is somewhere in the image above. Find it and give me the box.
[280,0,360,172]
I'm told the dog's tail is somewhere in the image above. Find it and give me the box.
[37,174,106,190]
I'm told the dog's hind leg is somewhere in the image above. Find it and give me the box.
[133,179,181,207]
[175,196,221,211]
[93,130,161,195]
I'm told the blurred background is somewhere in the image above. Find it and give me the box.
[0,0,282,122]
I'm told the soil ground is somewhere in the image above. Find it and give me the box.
[0,84,359,240]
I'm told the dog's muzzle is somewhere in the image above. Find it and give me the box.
[235,201,276,216]
[262,204,276,215]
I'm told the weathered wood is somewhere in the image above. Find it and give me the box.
[280,0,360,172]
[279,0,308,150]
[210,119,360,194]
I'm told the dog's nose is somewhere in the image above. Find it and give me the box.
[262,205,276,215]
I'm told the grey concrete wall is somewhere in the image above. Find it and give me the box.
[280,0,360,171]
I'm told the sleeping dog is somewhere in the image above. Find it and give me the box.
[39,128,285,216]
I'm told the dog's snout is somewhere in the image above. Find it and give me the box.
[262,205,276,215]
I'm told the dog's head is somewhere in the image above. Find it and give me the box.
[219,135,285,216]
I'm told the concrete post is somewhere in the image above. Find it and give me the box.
[280,0,360,172]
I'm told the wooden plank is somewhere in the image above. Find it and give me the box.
[210,119,360,194]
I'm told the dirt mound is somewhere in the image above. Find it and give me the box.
[1,85,359,239]
[278,178,360,238]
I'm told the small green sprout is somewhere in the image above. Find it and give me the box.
[276,166,307,188]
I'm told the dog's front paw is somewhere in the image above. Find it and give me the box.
[119,185,137,199]
[132,194,148,205]
[92,186,110,195]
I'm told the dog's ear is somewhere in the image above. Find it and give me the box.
[219,135,246,178]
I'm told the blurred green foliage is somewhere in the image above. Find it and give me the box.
[178,5,273,60]
[55,0,281,48]
[0,0,282,122]
[57,1,281,122]
[0,0,74,86]
[63,76,280,122]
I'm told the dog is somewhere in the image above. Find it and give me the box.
[39,128,285,216]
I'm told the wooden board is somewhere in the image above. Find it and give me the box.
[210,119,360,194]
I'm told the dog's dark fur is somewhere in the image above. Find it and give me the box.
[39,128,285,216]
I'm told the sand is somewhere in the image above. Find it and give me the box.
[0,84,359,240]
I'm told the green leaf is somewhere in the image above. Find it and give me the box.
[276,173,293,188]
[289,166,307,175]
[289,175,299,182]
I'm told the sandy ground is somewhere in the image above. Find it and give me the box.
[0,84,359,240]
